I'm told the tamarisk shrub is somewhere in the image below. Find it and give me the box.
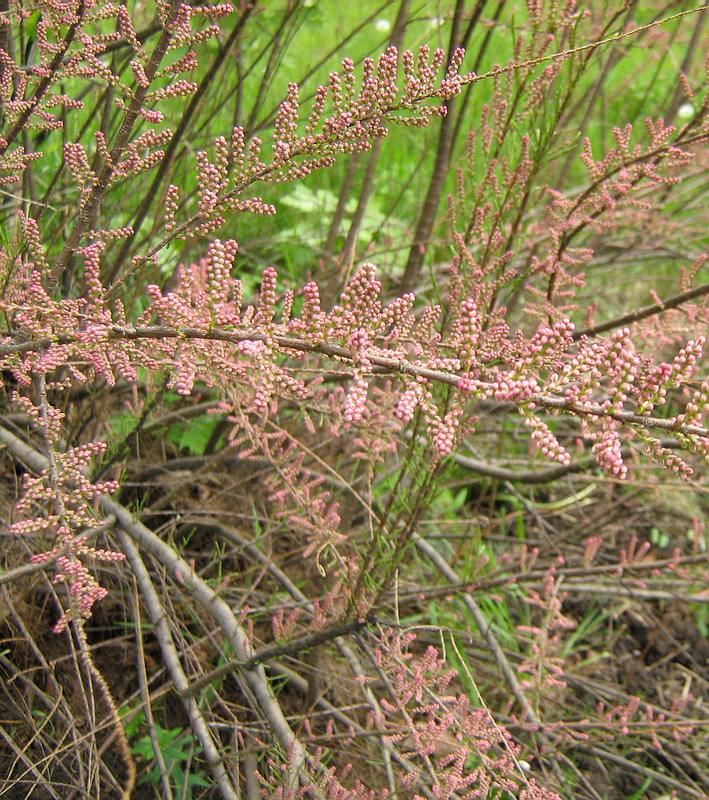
[0,1,707,798]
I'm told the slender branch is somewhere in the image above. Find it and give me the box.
[3,324,707,440]
[47,0,183,294]
[533,395,707,439]
[130,588,174,800]
[573,281,709,340]
[338,0,410,285]
[0,2,86,154]
[572,744,705,799]
[322,151,361,270]
[0,423,320,799]
[72,618,137,800]
[110,324,709,439]
[183,616,372,699]
[469,6,709,87]
[244,3,302,133]
[536,581,709,603]
[395,551,709,605]
[120,535,240,799]
[413,533,539,722]
[106,1,257,286]
[400,0,485,293]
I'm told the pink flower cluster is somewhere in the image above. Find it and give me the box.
[9,399,123,632]
[4,224,706,484]
[517,568,576,694]
[371,629,562,800]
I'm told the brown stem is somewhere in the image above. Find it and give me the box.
[0,2,86,155]
[573,281,709,340]
[47,0,182,295]
[400,0,482,294]
[244,4,302,133]
[105,2,256,287]
[337,0,411,287]
[183,615,372,699]
[5,323,708,440]
[666,7,708,122]
[251,0,398,137]
[323,151,361,265]
[73,619,137,800]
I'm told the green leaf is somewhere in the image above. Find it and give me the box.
[107,411,142,438]
[168,414,220,455]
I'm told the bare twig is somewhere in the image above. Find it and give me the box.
[573,281,709,340]
[120,537,239,799]
[0,424,319,798]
